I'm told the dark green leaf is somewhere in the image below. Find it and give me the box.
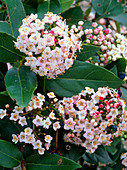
[23,0,38,15]
[110,65,117,76]
[76,44,100,61]
[62,6,83,26]
[59,144,85,161]
[37,0,61,20]
[0,92,15,109]
[0,22,12,36]
[0,139,23,168]
[83,146,114,165]
[104,138,121,155]
[82,21,93,29]
[0,33,23,63]
[0,63,8,76]
[125,105,127,110]
[92,0,125,19]
[0,117,23,142]
[59,0,74,13]
[85,6,92,18]
[6,0,26,38]
[5,66,37,108]
[25,154,81,170]
[105,58,126,76]
[46,60,124,97]
[120,87,127,103]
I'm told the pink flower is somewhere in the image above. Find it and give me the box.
[64,118,76,130]
[94,28,99,34]
[92,22,98,28]
[104,28,109,34]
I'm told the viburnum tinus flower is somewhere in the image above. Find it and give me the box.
[14,12,83,78]
[58,87,126,153]
[2,92,61,155]
[82,23,127,68]
[121,152,127,167]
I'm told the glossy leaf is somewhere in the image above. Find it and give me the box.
[59,0,74,13]
[0,22,12,36]
[0,118,23,142]
[6,0,26,38]
[46,60,124,97]
[111,13,127,26]
[76,45,100,61]
[37,0,61,20]
[83,146,114,165]
[25,154,81,170]
[62,6,84,26]
[23,0,38,15]
[5,66,37,108]
[60,144,85,161]
[0,33,23,63]
[105,58,126,76]
[92,0,125,19]
[0,140,23,168]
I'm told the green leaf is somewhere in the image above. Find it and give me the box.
[0,92,15,109]
[76,44,100,61]
[0,33,23,63]
[111,13,127,26]
[125,105,127,110]
[46,60,124,97]
[83,146,114,165]
[6,0,26,38]
[0,117,23,142]
[0,63,8,76]
[23,0,38,15]
[0,22,12,36]
[0,139,23,168]
[92,0,125,19]
[62,6,84,26]
[59,144,85,161]
[85,6,92,18]
[25,154,81,170]
[104,138,121,155]
[82,21,93,29]
[5,66,37,108]
[37,0,61,20]
[105,58,126,76]
[120,87,127,102]
[59,0,74,13]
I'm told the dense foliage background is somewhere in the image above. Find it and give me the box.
[0,0,127,169]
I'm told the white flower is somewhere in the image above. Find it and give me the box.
[0,109,6,119]
[49,112,56,120]
[12,134,18,144]
[109,108,119,118]
[13,106,23,114]
[19,132,25,142]
[53,121,61,131]
[25,134,35,144]
[43,117,52,129]
[18,116,27,126]
[37,93,45,102]
[47,92,56,98]
[33,115,43,127]
[96,87,108,98]
[32,140,42,149]
[44,135,53,143]
[38,147,45,155]
[10,112,19,121]
[24,127,33,135]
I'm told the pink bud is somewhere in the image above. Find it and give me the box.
[104,28,109,34]
[95,135,99,139]
[100,97,104,101]
[92,22,98,28]
[106,115,111,119]
[100,110,103,114]
[110,104,114,107]
[68,133,71,137]
[116,94,120,98]
[50,30,54,34]
[78,25,83,31]
[100,104,103,108]
[114,103,119,108]
[94,28,99,34]
[71,133,74,137]
[104,100,109,105]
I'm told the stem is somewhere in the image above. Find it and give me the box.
[55,130,58,150]
[21,160,25,170]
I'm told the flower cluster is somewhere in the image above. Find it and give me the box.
[121,152,127,167]
[1,92,61,155]
[14,13,83,78]
[58,87,126,153]
[83,23,127,67]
